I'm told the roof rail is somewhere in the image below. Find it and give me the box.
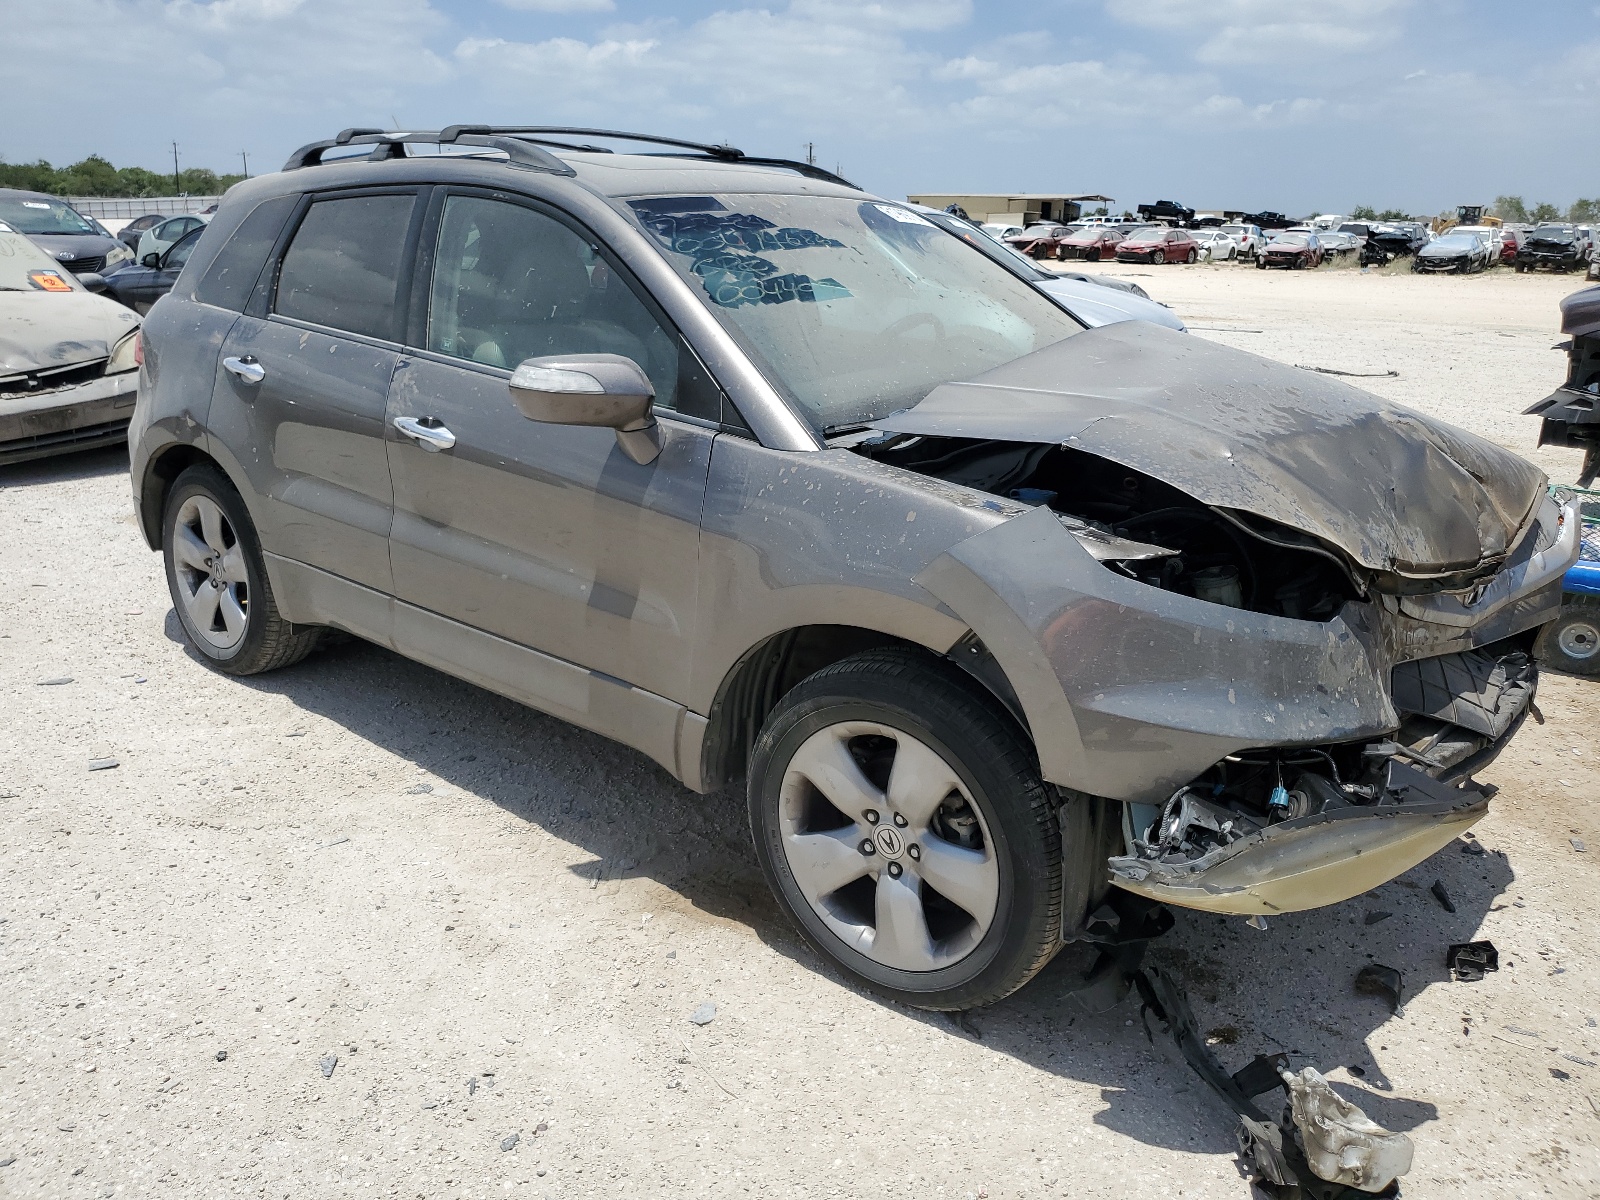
[282,129,576,176]
[283,126,859,189]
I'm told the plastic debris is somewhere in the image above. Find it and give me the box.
[87,759,119,772]
[1354,964,1405,1015]
[319,1054,338,1078]
[36,677,73,686]
[689,1002,717,1026]
[1283,1066,1414,1192]
[1446,940,1499,981]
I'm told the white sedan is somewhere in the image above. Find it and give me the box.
[134,214,210,264]
[1191,228,1242,261]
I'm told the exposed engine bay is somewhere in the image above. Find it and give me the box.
[852,434,1363,620]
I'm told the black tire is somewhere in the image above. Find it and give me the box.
[748,649,1068,1010]
[1151,250,1165,264]
[1535,606,1600,676]
[1185,248,1197,264]
[1256,257,1267,269]
[162,464,322,675]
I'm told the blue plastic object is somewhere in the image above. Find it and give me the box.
[1269,784,1290,810]
[1556,485,1600,597]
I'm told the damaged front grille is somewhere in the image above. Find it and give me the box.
[1121,646,1532,872]
[0,357,109,397]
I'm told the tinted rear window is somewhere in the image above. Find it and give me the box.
[193,194,298,312]
[274,194,415,341]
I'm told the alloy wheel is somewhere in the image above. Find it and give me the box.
[170,494,250,650]
[1558,619,1599,662]
[777,721,1000,972]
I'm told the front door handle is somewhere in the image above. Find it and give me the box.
[222,355,265,384]
[393,415,457,452]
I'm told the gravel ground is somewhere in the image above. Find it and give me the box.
[2,264,1597,1200]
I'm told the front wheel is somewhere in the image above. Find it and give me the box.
[748,649,1068,1010]
[162,465,322,675]
[1151,250,1165,264]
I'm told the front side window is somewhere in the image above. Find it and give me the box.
[425,195,680,409]
[631,194,1083,431]
[275,193,414,341]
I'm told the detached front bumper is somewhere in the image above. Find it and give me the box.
[918,499,1579,915]
[0,370,138,466]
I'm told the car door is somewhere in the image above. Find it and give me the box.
[206,187,423,594]
[384,188,717,705]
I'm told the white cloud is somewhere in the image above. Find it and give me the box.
[1105,0,1411,64]
[495,0,615,12]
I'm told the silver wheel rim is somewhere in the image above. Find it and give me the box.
[1558,620,1600,660]
[778,721,1000,973]
[171,495,250,651]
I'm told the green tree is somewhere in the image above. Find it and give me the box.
[0,154,243,197]
[1377,208,1409,221]
[1530,202,1562,223]
[1570,198,1599,224]
[1492,195,1529,223]
[1350,204,1377,220]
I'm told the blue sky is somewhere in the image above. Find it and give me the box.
[7,0,1598,215]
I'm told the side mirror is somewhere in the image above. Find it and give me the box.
[508,354,661,465]
[141,252,160,268]
[77,272,108,294]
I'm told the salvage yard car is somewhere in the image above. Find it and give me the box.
[1258,230,1324,269]
[1115,225,1198,264]
[1053,226,1123,261]
[0,188,134,277]
[1191,228,1240,261]
[1414,231,1493,274]
[102,225,203,314]
[1004,222,1073,259]
[1516,224,1588,273]
[130,126,1579,1011]
[0,220,141,464]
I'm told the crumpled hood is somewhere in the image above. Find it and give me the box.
[870,322,1545,578]
[0,291,139,374]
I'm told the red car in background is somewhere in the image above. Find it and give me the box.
[1115,226,1199,264]
[1500,228,1520,265]
[1055,226,1124,261]
[1004,223,1074,258]
[1258,231,1325,269]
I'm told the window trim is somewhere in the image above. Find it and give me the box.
[254,185,430,347]
[404,185,739,430]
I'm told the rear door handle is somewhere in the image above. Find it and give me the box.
[222,355,265,384]
[393,415,457,452]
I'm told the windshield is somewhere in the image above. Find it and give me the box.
[0,196,97,236]
[631,194,1084,431]
[1221,226,1248,236]
[1272,234,1309,246]
[1530,226,1573,240]
[0,229,83,291]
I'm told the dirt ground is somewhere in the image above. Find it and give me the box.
[2,263,1597,1200]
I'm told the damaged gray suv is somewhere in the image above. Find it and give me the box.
[130,127,1580,1011]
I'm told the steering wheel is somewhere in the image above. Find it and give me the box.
[882,311,947,341]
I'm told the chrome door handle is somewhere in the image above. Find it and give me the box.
[222,355,265,384]
[392,415,457,452]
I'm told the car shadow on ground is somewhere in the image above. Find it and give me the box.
[167,619,1508,1154]
[0,444,129,486]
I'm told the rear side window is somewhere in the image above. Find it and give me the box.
[193,194,298,312]
[275,194,414,341]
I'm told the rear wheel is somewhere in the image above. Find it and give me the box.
[1185,248,1197,264]
[162,465,322,675]
[748,649,1068,1010]
[1536,607,1600,676]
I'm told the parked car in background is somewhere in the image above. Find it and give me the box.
[118,213,167,250]
[102,225,203,314]
[135,214,210,264]
[1499,227,1521,265]
[129,124,1575,1011]
[1244,210,1294,230]
[1517,225,1587,273]
[0,188,134,276]
[0,218,141,463]
[1415,231,1493,274]
[1258,231,1324,269]
[980,222,1023,242]
[1054,226,1123,261]
[1452,225,1504,263]
[1135,199,1195,225]
[1190,229,1241,261]
[1004,223,1075,259]
[914,207,1185,330]
[1360,225,1428,266]
[1116,226,1199,264]
[1220,223,1264,259]
[1314,229,1360,256]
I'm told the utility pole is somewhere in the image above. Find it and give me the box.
[805,142,816,166]
[172,142,180,194]
[240,150,249,178]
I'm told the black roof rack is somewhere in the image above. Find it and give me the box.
[282,126,860,189]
